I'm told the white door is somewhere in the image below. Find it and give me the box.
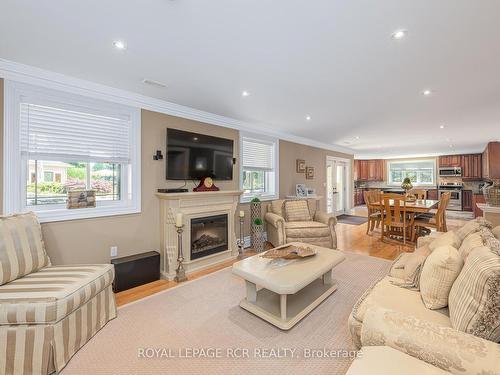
[326,159,347,215]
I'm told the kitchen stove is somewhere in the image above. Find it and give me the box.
[438,182,463,211]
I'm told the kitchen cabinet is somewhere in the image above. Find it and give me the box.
[427,189,438,200]
[439,155,461,168]
[482,142,500,180]
[354,160,384,181]
[462,190,473,211]
[473,194,486,218]
[461,154,482,180]
[354,189,365,206]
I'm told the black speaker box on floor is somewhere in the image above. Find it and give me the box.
[111,251,160,293]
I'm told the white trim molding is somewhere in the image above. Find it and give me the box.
[0,58,354,156]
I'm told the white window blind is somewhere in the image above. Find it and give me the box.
[20,103,131,163]
[241,138,274,171]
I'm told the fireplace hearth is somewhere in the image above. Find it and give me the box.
[191,214,228,260]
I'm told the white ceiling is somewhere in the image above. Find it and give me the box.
[1,0,500,158]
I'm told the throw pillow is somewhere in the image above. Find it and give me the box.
[455,218,492,241]
[419,245,463,309]
[428,231,461,252]
[0,212,50,285]
[284,200,312,222]
[479,227,500,257]
[404,245,432,283]
[492,225,500,240]
[270,200,285,217]
[458,232,484,260]
[448,246,500,342]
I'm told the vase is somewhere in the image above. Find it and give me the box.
[250,201,262,247]
[484,180,500,207]
[252,224,264,252]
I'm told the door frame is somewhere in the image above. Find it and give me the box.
[325,156,352,215]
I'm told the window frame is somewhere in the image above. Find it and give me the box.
[239,133,279,203]
[387,159,437,187]
[3,80,141,223]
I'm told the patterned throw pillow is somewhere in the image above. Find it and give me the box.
[284,200,312,222]
[455,218,492,241]
[0,212,50,285]
[420,245,463,309]
[458,232,484,260]
[492,225,500,240]
[448,246,500,342]
[479,228,500,256]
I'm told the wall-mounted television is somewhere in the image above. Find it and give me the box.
[166,128,234,180]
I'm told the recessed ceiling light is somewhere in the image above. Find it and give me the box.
[440,125,445,129]
[449,144,454,148]
[422,89,433,96]
[306,115,311,121]
[142,79,167,88]
[193,137,199,141]
[242,91,250,97]
[355,136,360,140]
[391,29,407,40]
[112,40,126,50]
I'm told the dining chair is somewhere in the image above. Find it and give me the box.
[407,189,427,200]
[381,193,413,244]
[412,192,451,241]
[364,190,382,234]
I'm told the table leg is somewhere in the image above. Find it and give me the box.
[280,294,287,321]
[245,280,257,302]
[323,270,333,285]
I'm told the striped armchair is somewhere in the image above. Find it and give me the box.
[0,212,116,375]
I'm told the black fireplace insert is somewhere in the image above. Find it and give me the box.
[190,214,228,260]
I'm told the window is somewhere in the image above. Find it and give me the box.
[4,81,141,222]
[240,134,279,202]
[387,160,436,186]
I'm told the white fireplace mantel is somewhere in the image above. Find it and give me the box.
[157,190,243,280]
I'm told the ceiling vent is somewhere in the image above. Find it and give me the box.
[142,79,167,88]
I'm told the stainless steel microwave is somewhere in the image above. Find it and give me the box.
[439,167,462,177]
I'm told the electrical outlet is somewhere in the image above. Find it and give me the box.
[110,246,118,257]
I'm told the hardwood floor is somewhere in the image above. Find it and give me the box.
[116,209,470,307]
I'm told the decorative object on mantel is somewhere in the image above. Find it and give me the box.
[296,159,306,173]
[193,176,219,192]
[67,190,96,209]
[296,184,307,198]
[237,210,245,259]
[252,218,265,253]
[401,177,413,193]
[307,188,316,197]
[250,197,262,249]
[484,180,500,207]
[174,213,187,282]
[306,166,314,180]
[261,243,316,259]
[152,150,163,160]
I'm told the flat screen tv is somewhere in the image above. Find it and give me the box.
[166,128,234,180]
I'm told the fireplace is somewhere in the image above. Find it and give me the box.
[190,214,228,260]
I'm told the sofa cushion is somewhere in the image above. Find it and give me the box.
[0,212,51,286]
[270,199,285,217]
[420,245,463,309]
[458,232,484,260]
[448,246,500,342]
[351,276,451,328]
[283,200,312,222]
[455,217,492,241]
[428,231,461,251]
[0,264,114,324]
[284,221,330,238]
[346,346,449,375]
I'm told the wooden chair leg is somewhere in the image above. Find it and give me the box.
[366,218,371,234]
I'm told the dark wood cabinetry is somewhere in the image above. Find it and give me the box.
[354,188,365,206]
[354,160,384,181]
[482,142,500,180]
[462,190,473,211]
[461,154,482,180]
[473,194,486,218]
[439,155,461,167]
[427,189,438,200]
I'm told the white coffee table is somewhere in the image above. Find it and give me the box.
[232,242,346,330]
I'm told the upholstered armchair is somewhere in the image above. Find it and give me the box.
[264,199,337,249]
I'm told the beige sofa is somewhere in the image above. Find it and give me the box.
[346,218,500,375]
[264,199,337,248]
[0,212,117,375]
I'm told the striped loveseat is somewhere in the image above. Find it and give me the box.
[0,212,116,375]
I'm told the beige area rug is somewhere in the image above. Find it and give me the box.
[61,252,391,375]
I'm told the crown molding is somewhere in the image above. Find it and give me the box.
[0,58,354,155]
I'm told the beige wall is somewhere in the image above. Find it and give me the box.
[0,79,3,214]
[0,78,353,264]
[279,140,353,211]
